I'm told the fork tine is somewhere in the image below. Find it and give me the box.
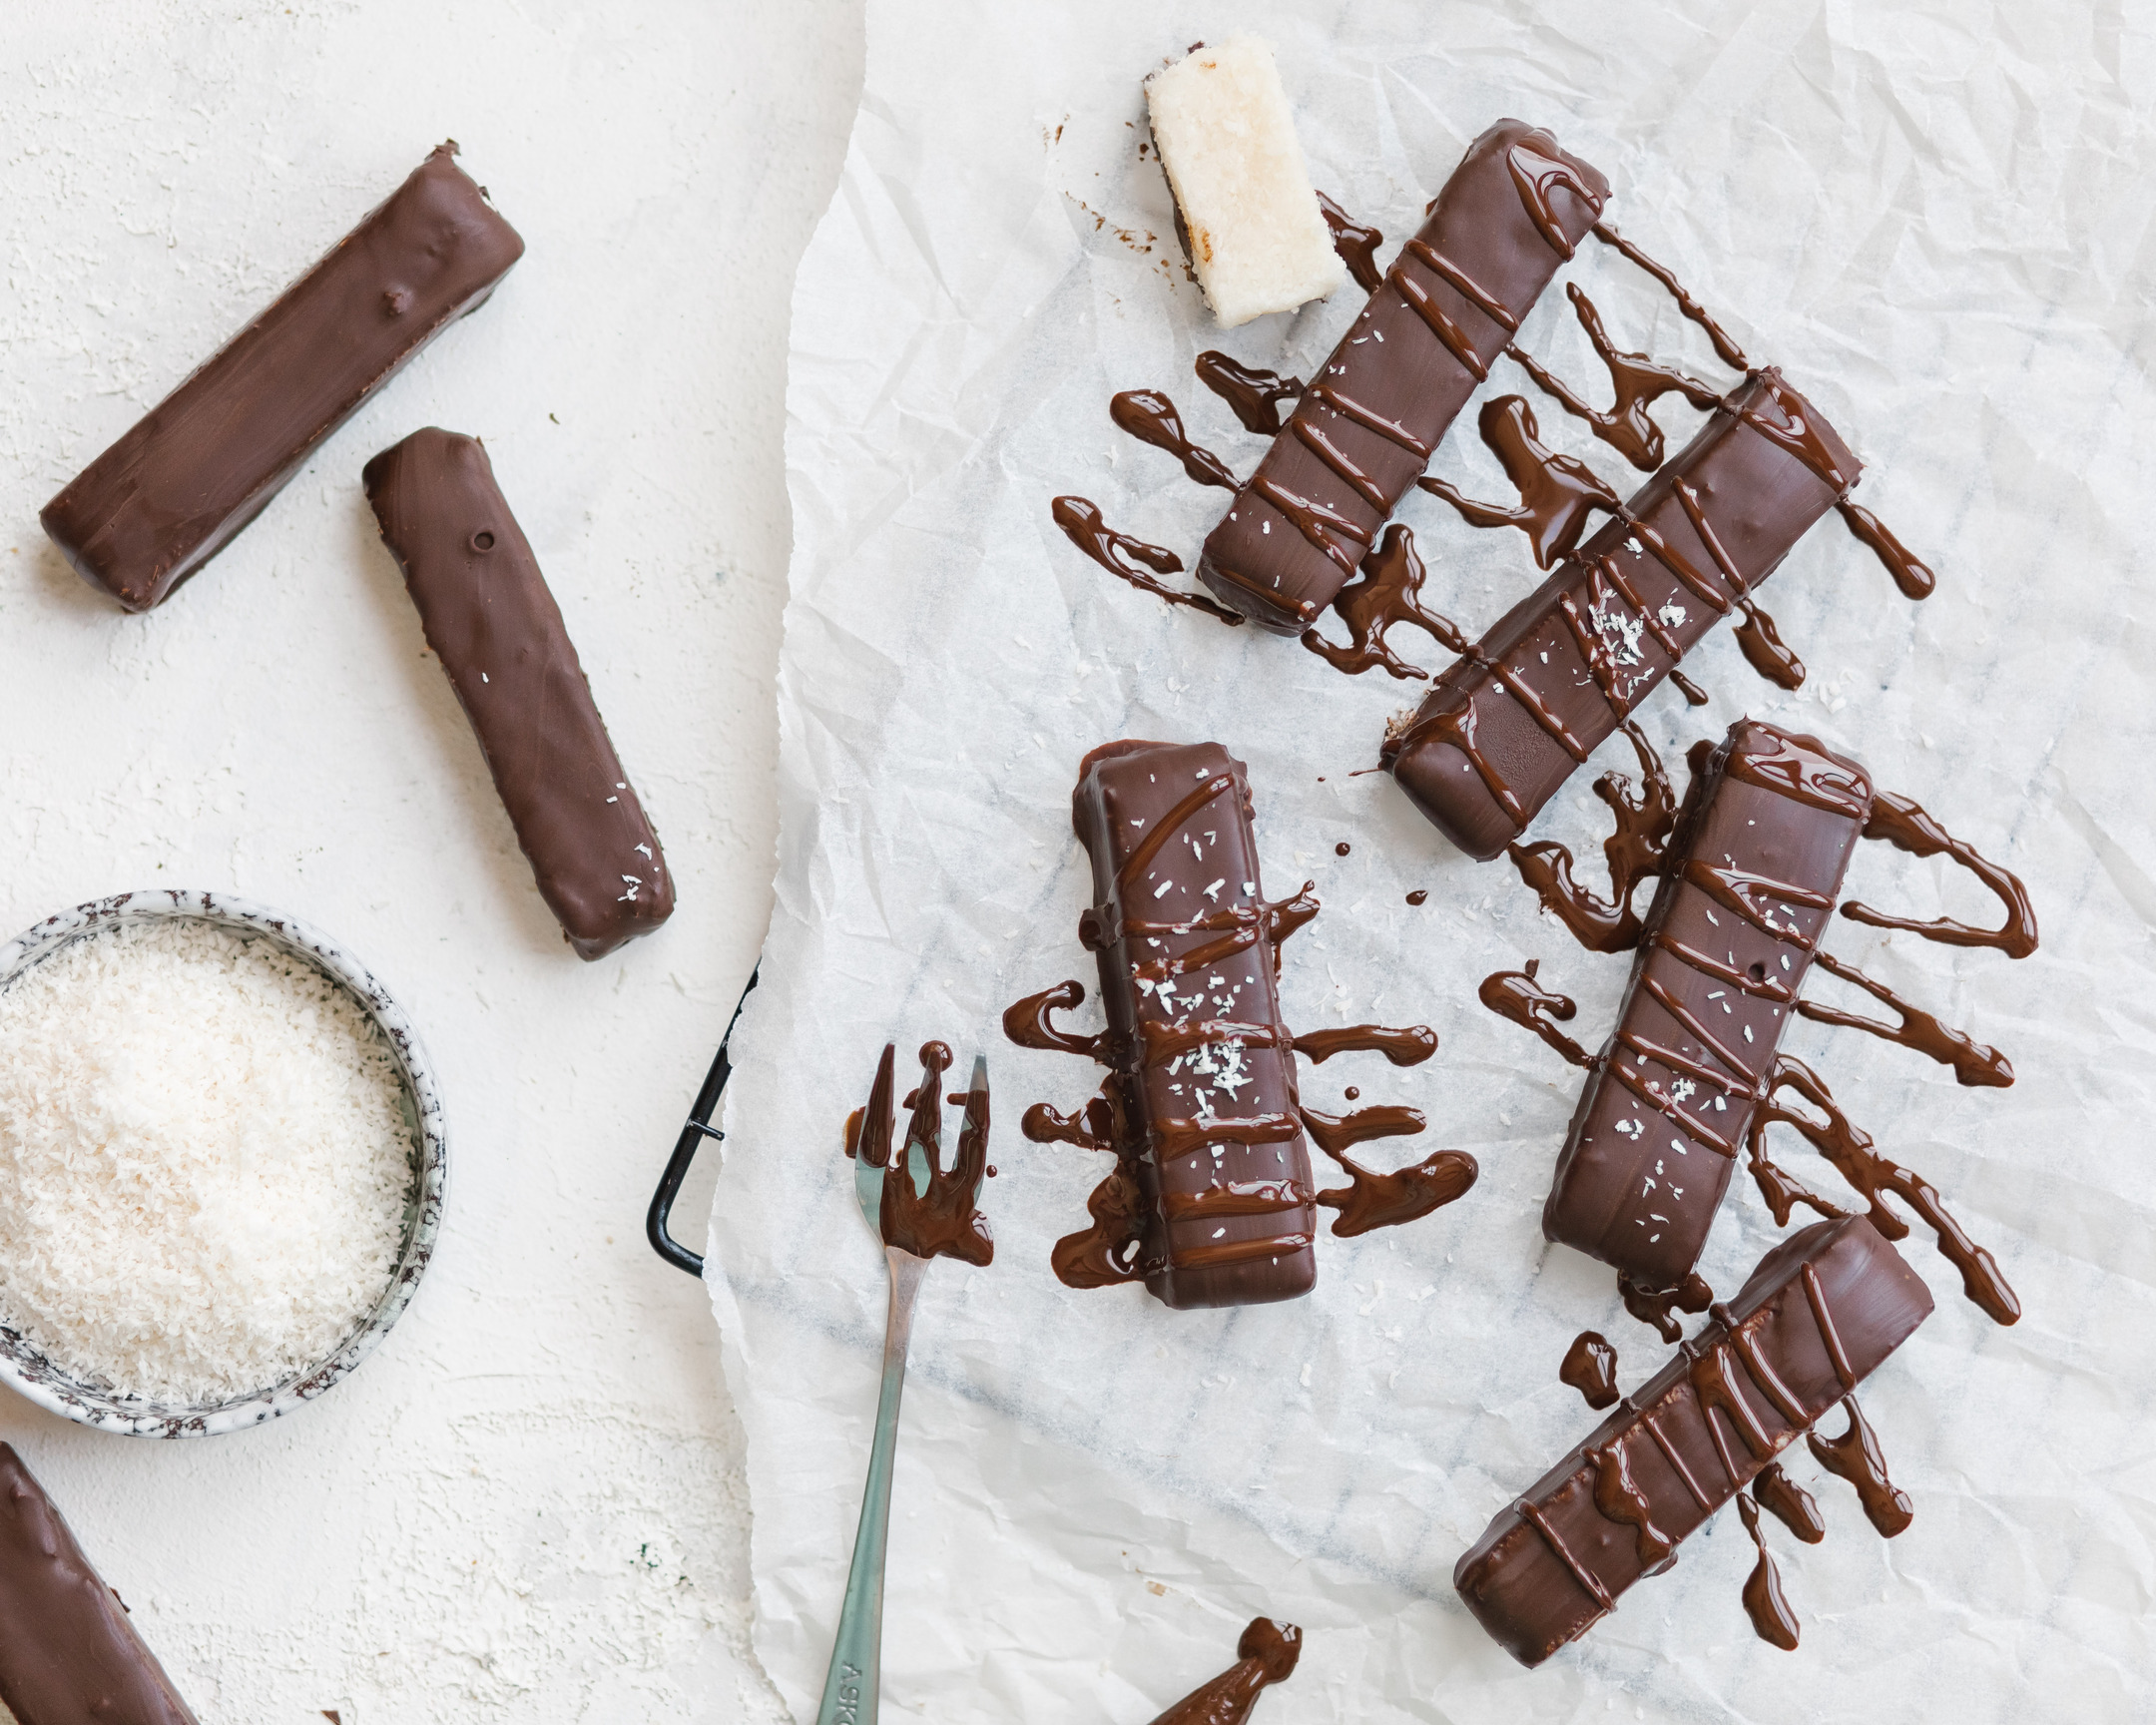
[851,1043,897,1170]
[955,1055,990,1195]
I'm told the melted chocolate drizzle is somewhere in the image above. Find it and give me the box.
[1560,1331,1621,1409]
[1670,668,1711,706]
[1293,1023,1439,1066]
[1746,1053,2019,1325]
[847,1042,994,1266]
[1195,351,1305,435]
[1808,1394,1913,1537]
[1145,1617,1302,1725]
[1003,979,1104,1060]
[1798,950,2013,1087]
[1316,192,1383,292]
[1052,495,1245,626]
[1736,1494,1802,1651]
[1837,500,1936,600]
[1478,959,1594,1068]
[1753,1460,1828,1543]
[1503,283,1723,471]
[1417,394,1625,570]
[1588,221,1752,371]
[1843,792,2039,959]
[1300,523,1469,681]
[1671,473,1805,691]
[1111,389,1240,490]
[1618,1271,1714,1344]
[1507,721,1678,952]
[1588,1436,1674,1569]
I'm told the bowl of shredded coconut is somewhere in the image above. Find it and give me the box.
[0,889,444,1437]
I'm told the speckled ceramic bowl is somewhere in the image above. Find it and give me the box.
[0,890,447,1438]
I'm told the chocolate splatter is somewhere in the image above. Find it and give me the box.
[1559,1331,1620,1409]
[1417,394,1625,570]
[1051,495,1245,625]
[1478,958,1594,1068]
[1300,523,1470,681]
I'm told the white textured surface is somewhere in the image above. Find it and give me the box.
[715,1,2155,1721]
[0,0,858,1716]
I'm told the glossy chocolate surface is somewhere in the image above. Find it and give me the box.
[363,427,673,960]
[1146,1617,1302,1725]
[1071,740,1319,1308]
[1453,1215,1932,1667]
[0,1443,199,1725]
[1384,371,1860,859]
[41,144,523,612]
[1197,121,1608,632]
[1544,721,1872,1287]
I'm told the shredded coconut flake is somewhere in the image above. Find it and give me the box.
[0,921,414,1404]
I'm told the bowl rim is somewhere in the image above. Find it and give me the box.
[0,888,447,1438]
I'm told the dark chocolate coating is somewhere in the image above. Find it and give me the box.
[1546,721,1872,1285]
[1197,121,1608,632]
[363,428,674,960]
[1385,370,1861,859]
[0,1443,200,1725]
[41,143,524,612]
[1454,1215,1933,1667]
[1072,740,1318,1308]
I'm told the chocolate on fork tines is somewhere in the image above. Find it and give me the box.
[1454,1214,1931,1667]
[41,143,523,613]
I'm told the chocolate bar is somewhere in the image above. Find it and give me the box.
[1546,721,1870,1287]
[0,1442,200,1724]
[42,143,523,612]
[1196,120,1608,631]
[363,428,673,960]
[1384,370,1860,859]
[1070,740,1319,1307]
[1453,1214,1932,1667]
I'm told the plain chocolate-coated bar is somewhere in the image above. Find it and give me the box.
[363,428,674,960]
[1383,369,1860,860]
[1544,722,1872,1287]
[41,143,524,612]
[0,1442,200,1725]
[1453,1215,1932,1667]
[1196,120,1609,632]
[1073,740,1318,1307]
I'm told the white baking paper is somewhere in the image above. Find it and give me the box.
[709,3,2156,1718]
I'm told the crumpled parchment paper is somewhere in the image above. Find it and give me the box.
[708,2,2156,1718]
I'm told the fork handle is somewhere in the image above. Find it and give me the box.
[816,1247,928,1725]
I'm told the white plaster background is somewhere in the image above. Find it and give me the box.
[0,2,860,1718]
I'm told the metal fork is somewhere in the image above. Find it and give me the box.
[814,1051,988,1725]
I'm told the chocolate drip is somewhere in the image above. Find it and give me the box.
[1735,374,1850,491]
[1195,351,1305,435]
[1618,1271,1714,1343]
[1588,221,1751,370]
[1111,389,1240,490]
[1478,959,1593,1068]
[1749,1053,2019,1325]
[1560,1331,1621,1409]
[1736,1494,1802,1651]
[1507,721,1677,952]
[1023,1097,1112,1152]
[1843,792,2039,959]
[1317,192,1383,292]
[1670,668,1711,706]
[1588,1437,1674,1569]
[1418,395,1625,570]
[1052,495,1246,625]
[1508,139,1608,260]
[1405,888,1429,905]
[1054,1162,1148,1288]
[1671,473,1806,691]
[1146,1617,1302,1725]
[1798,950,2013,1087]
[1298,1102,1425,1157]
[1752,1460,1827,1543]
[1292,1023,1438,1066]
[1003,979,1104,1059]
[1503,283,1723,471]
[1807,1395,1913,1537]
[1837,500,1936,600]
[1316,1147,1477,1236]
[854,1043,994,1267]
[1301,524,1468,680]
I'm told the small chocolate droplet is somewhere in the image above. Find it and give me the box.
[986,1165,997,1177]
[1405,888,1428,905]
[1336,842,1351,857]
[1345,1086,1360,1101]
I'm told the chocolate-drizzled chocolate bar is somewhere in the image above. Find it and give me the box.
[0,1442,200,1724]
[42,144,523,612]
[1547,721,1871,1287]
[1196,120,1608,632]
[364,428,673,960]
[1384,370,1860,859]
[1454,1214,1931,1667]
[1072,740,1319,1307]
